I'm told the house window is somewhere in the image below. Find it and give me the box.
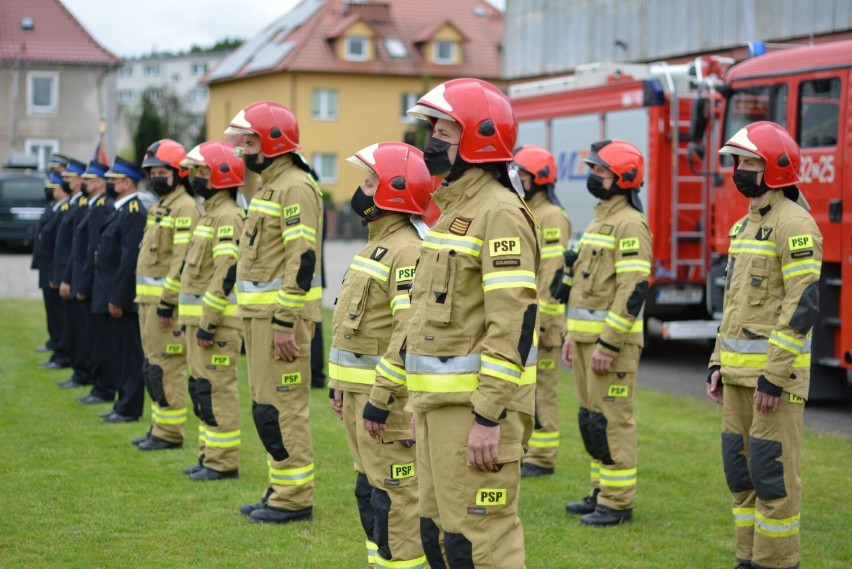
[118,90,135,104]
[144,64,160,78]
[401,92,419,120]
[192,63,209,77]
[25,139,59,171]
[171,73,180,83]
[119,66,133,78]
[433,40,457,65]
[146,89,164,104]
[312,89,338,120]
[27,72,58,115]
[345,36,369,61]
[189,87,208,104]
[312,153,337,183]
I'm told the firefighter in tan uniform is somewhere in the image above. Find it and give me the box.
[134,140,200,451]
[225,101,323,524]
[394,78,539,568]
[558,139,651,526]
[326,142,432,569]
[177,141,246,481]
[514,145,571,478]
[706,122,821,569]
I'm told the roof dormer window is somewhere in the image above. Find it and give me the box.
[345,36,369,61]
[434,40,457,65]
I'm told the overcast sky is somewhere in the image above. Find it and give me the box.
[61,0,505,58]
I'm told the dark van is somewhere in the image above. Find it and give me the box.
[0,172,47,249]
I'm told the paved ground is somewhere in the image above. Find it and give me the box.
[4,239,851,438]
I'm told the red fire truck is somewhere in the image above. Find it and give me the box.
[509,40,851,398]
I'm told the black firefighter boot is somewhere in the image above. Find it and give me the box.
[240,487,273,516]
[580,504,633,526]
[248,505,313,524]
[565,488,599,515]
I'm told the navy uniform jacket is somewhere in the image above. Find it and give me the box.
[92,195,146,314]
[38,201,69,288]
[74,193,114,298]
[31,203,52,272]
[54,195,87,286]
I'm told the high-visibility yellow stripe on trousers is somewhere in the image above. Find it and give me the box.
[375,554,429,569]
[205,429,240,449]
[528,430,559,448]
[755,511,800,538]
[269,463,315,486]
[599,466,636,488]
[151,403,187,425]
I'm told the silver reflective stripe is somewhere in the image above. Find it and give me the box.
[329,347,381,369]
[769,332,811,352]
[720,338,768,354]
[756,516,800,534]
[179,293,202,305]
[136,275,165,285]
[206,432,240,444]
[237,278,283,293]
[406,353,481,374]
[526,346,539,367]
[481,357,522,379]
[311,275,322,287]
[733,511,755,524]
[567,307,606,321]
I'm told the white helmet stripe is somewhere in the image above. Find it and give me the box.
[181,144,207,167]
[357,143,380,166]
[419,83,452,113]
[728,126,759,152]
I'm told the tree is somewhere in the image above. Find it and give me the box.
[189,37,245,53]
[134,93,165,162]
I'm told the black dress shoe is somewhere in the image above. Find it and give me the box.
[189,467,239,481]
[566,488,599,515]
[248,505,312,524]
[240,488,273,516]
[521,462,555,477]
[102,412,139,424]
[58,378,84,389]
[98,409,115,418]
[78,394,111,405]
[41,361,66,370]
[580,504,633,526]
[137,435,182,451]
[35,344,50,353]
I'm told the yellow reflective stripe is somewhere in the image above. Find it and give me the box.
[781,259,821,281]
[580,233,616,249]
[768,330,804,355]
[729,239,777,256]
[567,317,643,334]
[605,311,633,333]
[277,291,305,308]
[755,511,800,538]
[599,466,637,487]
[146,214,157,226]
[480,354,523,382]
[590,461,600,482]
[159,216,175,228]
[205,429,241,448]
[482,270,536,292]
[269,463,315,486]
[720,351,810,368]
[193,225,215,239]
[614,259,651,274]
[366,540,378,566]
[328,362,376,385]
[528,430,560,448]
[539,300,562,316]
[282,224,317,244]
[203,292,227,311]
[198,423,207,443]
[733,507,755,527]
[238,290,278,305]
[541,244,566,259]
[377,357,406,385]
[350,255,390,282]
[136,284,164,297]
[407,373,479,393]
[249,199,282,217]
[374,555,428,569]
[179,303,237,317]
[164,277,181,293]
[390,294,411,314]
[212,243,239,258]
[423,231,483,257]
[151,404,187,425]
[173,233,191,244]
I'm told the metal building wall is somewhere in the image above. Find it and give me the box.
[503,0,852,79]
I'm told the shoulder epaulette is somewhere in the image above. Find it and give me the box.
[60,203,69,212]
[79,196,88,206]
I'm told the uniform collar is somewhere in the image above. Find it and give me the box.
[594,194,630,216]
[432,167,493,211]
[88,191,105,206]
[367,212,410,240]
[201,188,231,211]
[52,197,69,211]
[749,189,785,218]
[259,153,294,184]
[69,192,82,205]
[525,189,550,209]
[158,186,188,207]
[114,192,138,210]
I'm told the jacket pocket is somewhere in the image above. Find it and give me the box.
[427,251,455,325]
[345,276,372,333]
[243,215,263,262]
[184,239,207,278]
[747,257,770,305]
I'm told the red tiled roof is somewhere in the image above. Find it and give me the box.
[208,0,502,84]
[0,0,120,65]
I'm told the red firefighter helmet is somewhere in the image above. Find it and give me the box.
[407,78,517,163]
[346,142,435,215]
[513,144,556,185]
[719,121,801,188]
[141,139,189,178]
[224,101,299,157]
[583,139,644,190]
[181,141,245,189]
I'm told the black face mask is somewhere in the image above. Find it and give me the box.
[149,176,175,197]
[44,188,53,203]
[423,137,455,177]
[192,177,217,200]
[244,152,271,174]
[733,169,770,199]
[586,174,620,200]
[350,186,379,221]
[80,182,89,197]
[106,181,118,199]
[61,181,71,194]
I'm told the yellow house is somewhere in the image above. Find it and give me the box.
[205,0,504,207]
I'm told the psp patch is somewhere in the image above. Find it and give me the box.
[281,372,301,386]
[538,359,555,370]
[165,344,184,355]
[607,385,629,398]
[789,394,805,405]
[391,462,415,479]
[788,234,813,251]
[218,225,234,239]
[619,237,640,251]
[489,237,521,256]
[175,217,192,230]
[211,354,231,367]
[284,204,301,218]
[543,227,561,242]
[475,488,507,507]
[396,266,416,282]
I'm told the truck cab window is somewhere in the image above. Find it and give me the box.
[797,78,840,148]
[721,85,788,167]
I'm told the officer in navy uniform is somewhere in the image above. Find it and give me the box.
[38,168,73,370]
[73,160,116,406]
[34,154,69,354]
[56,159,94,389]
[93,157,147,423]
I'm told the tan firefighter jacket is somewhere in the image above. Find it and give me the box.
[565,195,652,359]
[236,155,323,328]
[398,167,540,423]
[709,189,822,399]
[330,213,421,410]
[527,190,572,350]
[178,190,245,333]
[135,187,200,309]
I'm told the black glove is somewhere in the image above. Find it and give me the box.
[156,301,175,318]
[196,327,214,341]
[550,270,572,304]
[363,401,390,424]
[756,374,783,397]
[706,364,720,384]
[564,248,579,269]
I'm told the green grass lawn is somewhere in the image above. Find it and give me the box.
[1,298,849,568]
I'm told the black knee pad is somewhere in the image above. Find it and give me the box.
[355,473,376,538]
[194,378,217,426]
[749,437,787,500]
[444,531,474,569]
[587,411,614,465]
[145,363,167,407]
[251,401,289,461]
[371,488,392,560]
[722,433,753,493]
[420,517,446,569]
[578,407,594,457]
[188,376,201,418]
